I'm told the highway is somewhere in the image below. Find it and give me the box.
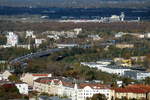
[9,48,62,65]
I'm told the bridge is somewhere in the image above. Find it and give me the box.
[9,48,62,65]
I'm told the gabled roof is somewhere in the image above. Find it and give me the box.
[79,83,110,89]
[32,74,49,76]
[115,87,147,93]
[127,84,150,92]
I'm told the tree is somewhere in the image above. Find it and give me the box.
[91,93,107,100]
[144,77,150,85]
[0,84,22,100]
[122,78,132,86]
[8,75,20,82]
[0,35,7,45]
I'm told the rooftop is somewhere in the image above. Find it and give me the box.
[115,87,147,93]
[115,84,150,93]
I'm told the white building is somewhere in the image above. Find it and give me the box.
[6,32,18,46]
[81,62,131,76]
[77,83,113,100]
[15,82,28,95]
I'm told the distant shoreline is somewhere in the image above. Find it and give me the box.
[0,7,149,21]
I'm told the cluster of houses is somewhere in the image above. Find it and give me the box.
[0,28,83,49]
[81,59,150,80]
[1,29,150,51]
[0,70,150,100]
[0,31,47,49]
[46,28,82,40]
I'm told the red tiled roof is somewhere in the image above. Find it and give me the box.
[62,81,74,87]
[127,84,150,92]
[32,74,49,76]
[35,79,52,84]
[2,83,16,88]
[115,87,147,93]
[79,83,109,89]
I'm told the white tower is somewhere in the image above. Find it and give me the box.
[138,17,140,22]
[120,12,125,21]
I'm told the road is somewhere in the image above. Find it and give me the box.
[9,48,62,65]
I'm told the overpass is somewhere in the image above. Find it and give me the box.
[9,48,62,65]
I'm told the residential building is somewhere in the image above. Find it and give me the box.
[6,32,18,46]
[20,73,52,86]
